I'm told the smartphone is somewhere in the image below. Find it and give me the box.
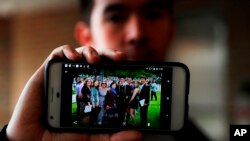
[44,59,189,133]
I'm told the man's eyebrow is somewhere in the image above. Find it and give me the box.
[103,3,128,14]
[144,0,169,9]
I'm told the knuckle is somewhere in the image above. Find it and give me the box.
[61,44,71,50]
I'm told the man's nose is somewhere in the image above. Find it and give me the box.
[125,15,145,44]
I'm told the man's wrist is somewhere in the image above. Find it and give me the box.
[0,124,8,141]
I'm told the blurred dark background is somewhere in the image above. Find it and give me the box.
[0,0,250,140]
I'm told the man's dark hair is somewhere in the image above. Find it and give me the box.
[79,0,94,24]
[79,0,174,24]
[140,76,147,80]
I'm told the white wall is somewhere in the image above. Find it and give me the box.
[167,10,228,141]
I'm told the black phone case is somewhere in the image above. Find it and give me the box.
[43,58,190,134]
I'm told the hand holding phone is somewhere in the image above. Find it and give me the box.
[6,45,142,141]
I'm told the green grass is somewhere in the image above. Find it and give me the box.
[147,91,161,128]
[72,101,77,114]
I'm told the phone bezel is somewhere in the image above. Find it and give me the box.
[44,58,190,134]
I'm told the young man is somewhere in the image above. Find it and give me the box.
[138,76,150,128]
[74,0,174,62]
[151,79,157,101]
[1,0,209,140]
[116,77,130,126]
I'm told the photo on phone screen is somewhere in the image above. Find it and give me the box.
[46,60,189,132]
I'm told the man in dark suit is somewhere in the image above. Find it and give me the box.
[116,77,128,125]
[139,76,150,128]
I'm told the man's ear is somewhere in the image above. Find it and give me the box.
[74,21,92,45]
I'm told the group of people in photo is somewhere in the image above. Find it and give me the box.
[73,75,159,128]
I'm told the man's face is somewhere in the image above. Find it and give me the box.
[140,78,146,84]
[120,78,125,83]
[127,78,132,84]
[90,0,174,61]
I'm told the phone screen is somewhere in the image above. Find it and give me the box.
[58,63,173,130]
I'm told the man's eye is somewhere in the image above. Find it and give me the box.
[144,10,164,20]
[106,14,127,23]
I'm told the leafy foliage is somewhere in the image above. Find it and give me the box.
[103,69,160,79]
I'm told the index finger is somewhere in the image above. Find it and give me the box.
[45,45,82,63]
[76,46,100,64]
